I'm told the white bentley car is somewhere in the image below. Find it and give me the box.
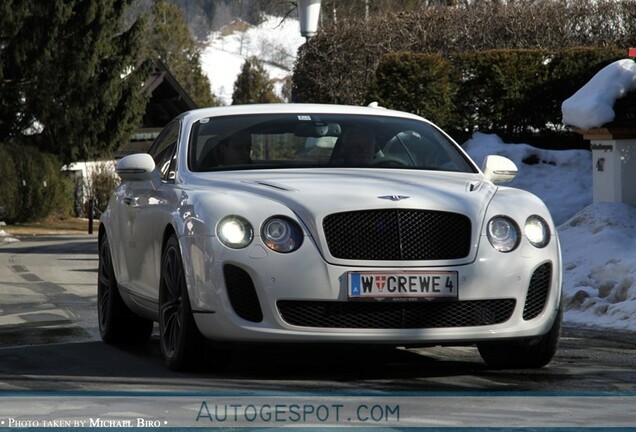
[98,104,562,370]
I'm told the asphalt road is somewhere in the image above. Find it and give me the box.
[1,235,635,428]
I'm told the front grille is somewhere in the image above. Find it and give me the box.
[523,262,552,320]
[323,209,471,260]
[278,299,515,329]
[224,264,263,323]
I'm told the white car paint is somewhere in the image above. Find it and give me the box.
[99,103,562,369]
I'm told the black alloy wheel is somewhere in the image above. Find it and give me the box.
[97,234,153,343]
[159,235,206,370]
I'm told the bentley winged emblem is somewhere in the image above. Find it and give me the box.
[378,195,410,201]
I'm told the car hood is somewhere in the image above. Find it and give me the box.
[192,168,496,241]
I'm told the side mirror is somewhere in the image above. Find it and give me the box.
[116,153,156,182]
[482,155,517,183]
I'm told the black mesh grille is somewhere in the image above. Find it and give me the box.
[323,209,471,260]
[523,262,552,320]
[278,299,515,329]
[224,264,263,323]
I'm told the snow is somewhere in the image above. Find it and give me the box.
[562,59,636,130]
[0,230,19,243]
[558,203,636,330]
[200,15,305,105]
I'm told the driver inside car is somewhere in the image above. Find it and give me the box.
[338,127,379,165]
[203,130,253,168]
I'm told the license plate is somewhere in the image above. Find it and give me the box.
[348,271,458,301]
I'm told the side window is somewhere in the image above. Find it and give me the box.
[148,121,180,181]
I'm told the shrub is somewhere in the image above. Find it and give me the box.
[88,162,119,216]
[1,142,73,223]
[293,20,384,105]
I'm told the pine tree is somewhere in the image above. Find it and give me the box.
[147,0,217,108]
[0,1,35,139]
[232,57,280,105]
[0,1,152,163]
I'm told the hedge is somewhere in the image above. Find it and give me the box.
[0,142,73,223]
[292,1,635,145]
[293,1,636,106]
[361,48,626,144]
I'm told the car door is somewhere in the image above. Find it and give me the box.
[119,121,180,303]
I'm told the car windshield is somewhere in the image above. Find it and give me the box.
[188,113,476,173]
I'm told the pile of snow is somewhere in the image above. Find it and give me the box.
[562,59,636,130]
[200,15,305,105]
[0,230,18,243]
[559,203,636,331]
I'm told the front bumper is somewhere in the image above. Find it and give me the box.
[183,234,562,345]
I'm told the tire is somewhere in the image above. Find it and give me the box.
[159,235,207,371]
[477,308,562,369]
[97,234,153,343]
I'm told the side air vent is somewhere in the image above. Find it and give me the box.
[523,262,552,320]
[223,264,263,323]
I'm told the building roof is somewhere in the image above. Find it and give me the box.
[116,60,198,158]
[141,60,198,128]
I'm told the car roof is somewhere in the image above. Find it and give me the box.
[178,103,428,123]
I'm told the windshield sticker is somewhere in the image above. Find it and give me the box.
[297,115,312,121]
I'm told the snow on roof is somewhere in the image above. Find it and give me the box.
[562,59,636,130]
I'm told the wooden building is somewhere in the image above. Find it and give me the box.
[115,60,198,158]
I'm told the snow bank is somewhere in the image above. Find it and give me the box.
[0,230,19,243]
[559,203,636,331]
[561,59,636,130]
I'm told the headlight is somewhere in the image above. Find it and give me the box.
[487,216,520,252]
[525,215,550,248]
[261,216,303,253]
[217,216,253,249]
